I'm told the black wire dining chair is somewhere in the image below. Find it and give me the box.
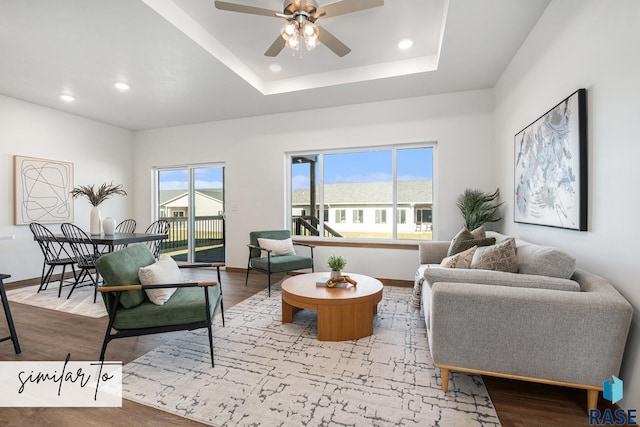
[144,220,170,259]
[110,219,137,252]
[29,222,78,297]
[61,223,101,302]
[115,219,136,234]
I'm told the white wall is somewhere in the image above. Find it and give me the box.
[0,95,134,281]
[494,0,640,409]
[133,89,496,280]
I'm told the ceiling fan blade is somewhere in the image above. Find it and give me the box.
[320,0,384,19]
[311,10,327,20]
[214,1,279,18]
[317,26,351,57]
[264,36,286,57]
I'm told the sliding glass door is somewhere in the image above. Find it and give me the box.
[156,165,225,262]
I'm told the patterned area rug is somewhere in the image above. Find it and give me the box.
[6,283,107,318]
[122,284,500,426]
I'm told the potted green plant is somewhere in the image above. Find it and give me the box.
[327,254,347,278]
[456,188,503,231]
[71,182,127,235]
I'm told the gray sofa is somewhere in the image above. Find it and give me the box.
[415,231,632,410]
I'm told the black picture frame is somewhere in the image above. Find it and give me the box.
[514,88,587,231]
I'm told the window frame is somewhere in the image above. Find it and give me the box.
[352,209,363,224]
[287,143,437,242]
[397,209,406,224]
[375,209,387,224]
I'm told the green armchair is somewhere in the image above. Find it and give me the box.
[95,244,224,367]
[246,230,315,296]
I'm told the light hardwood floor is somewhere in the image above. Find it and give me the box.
[0,269,609,426]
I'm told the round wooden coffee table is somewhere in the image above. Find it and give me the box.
[281,272,383,341]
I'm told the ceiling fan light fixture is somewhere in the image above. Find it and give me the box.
[304,35,317,51]
[215,0,382,57]
[302,21,318,37]
[286,34,300,49]
[281,21,298,40]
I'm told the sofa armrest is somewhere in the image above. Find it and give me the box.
[430,282,632,388]
[418,241,450,264]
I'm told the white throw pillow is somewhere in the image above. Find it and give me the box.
[138,255,182,305]
[257,237,296,258]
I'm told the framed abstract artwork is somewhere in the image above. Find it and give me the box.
[14,155,74,225]
[514,89,587,231]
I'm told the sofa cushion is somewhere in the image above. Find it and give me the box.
[138,255,182,305]
[471,238,518,273]
[486,231,577,279]
[424,267,580,292]
[517,244,576,279]
[257,237,296,258]
[250,254,313,273]
[112,285,221,330]
[440,246,477,269]
[448,228,496,256]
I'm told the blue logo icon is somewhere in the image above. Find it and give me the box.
[590,376,637,425]
[604,376,623,405]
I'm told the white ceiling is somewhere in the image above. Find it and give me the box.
[0,0,550,131]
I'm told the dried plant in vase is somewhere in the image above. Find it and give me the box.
[70,182,127,206]
[70,182,127,235]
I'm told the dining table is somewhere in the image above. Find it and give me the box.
[50,232,168,254]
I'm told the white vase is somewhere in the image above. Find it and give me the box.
[90,206,102,235]
[330,270,342,279]
[102,217,116,235]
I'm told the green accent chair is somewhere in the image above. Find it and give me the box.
[95,244,224,367]
[246,230,315,297]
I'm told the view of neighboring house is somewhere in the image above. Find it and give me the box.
[159,189,224,219]
[292,180,432,238]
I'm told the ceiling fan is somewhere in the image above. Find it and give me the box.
[214,0,384,57]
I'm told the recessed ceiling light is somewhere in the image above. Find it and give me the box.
[398,39,413,50]
[114,82,130,91]
[269,63,282,72]
[59,94,75,102]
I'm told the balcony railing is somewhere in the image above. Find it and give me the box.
[161,215,225,254]
[292,216,343,238]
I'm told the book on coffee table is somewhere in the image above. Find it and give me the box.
[315,276,349,288]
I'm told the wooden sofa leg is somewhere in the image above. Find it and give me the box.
[587,389,598,411]
[440,367,450,393]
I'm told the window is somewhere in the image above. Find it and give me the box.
[416,208,433,232]
[290,145,434,240]
[352,209,363,223]
[173,211,185,217]
[416,209,432,223]
[397,209,406,224]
